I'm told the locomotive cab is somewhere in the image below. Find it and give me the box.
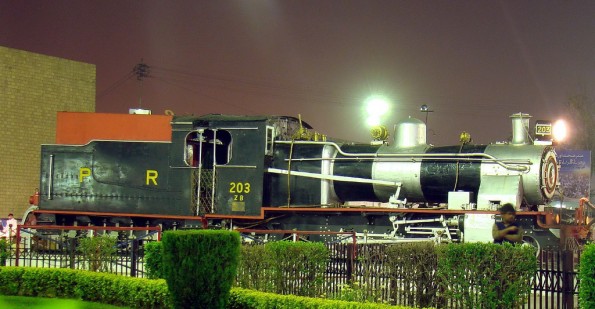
[170,115,272,218]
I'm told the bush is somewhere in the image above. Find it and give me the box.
[144,241,164,279]
[20,267,78,298]
[324,243,438,305]
[329,244,388,303]
[0,238,10,266]
[236,244,270,291]
[78,235,117,272]
[332,281,383,304]
[0,266,425,309]
[0,266,24,295]
[74,271,120,304]
[236,241,329,297]
[436,242,536,309]
[0,266,171,308]
[228,287,419,309]
[580,244,595,308]
[266,241,329,297]
[385,242,438,307]
[96,274,170,308]
[162,230,241,309]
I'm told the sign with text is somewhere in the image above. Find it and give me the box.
[558,150,591,199]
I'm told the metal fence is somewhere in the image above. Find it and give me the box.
[321,244,581,309]
[526,249,580,309]
[6,225,161,277]
[3,231,582,309]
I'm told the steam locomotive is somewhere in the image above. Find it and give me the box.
[26,112,562,248]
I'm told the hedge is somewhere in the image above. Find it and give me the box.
[0,239,9,266]
[580,244,595,308]
[436,242,536,309]
[147,240,330,297]
[228,288,424,309]
[384,242,438,307]
[0,267,418,309]
[150,240,536,307]
[0,267,170,308]
[237,241,329,297]
[144,241,164,279]
[161,229,241,309]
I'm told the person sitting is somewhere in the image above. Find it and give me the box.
[492,204,523,244]
[0,213,18,239]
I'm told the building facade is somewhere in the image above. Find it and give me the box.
[0,45,96,218]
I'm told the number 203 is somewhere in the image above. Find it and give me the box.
[229,182,251,193]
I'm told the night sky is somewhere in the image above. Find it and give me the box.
[2,1,595,145]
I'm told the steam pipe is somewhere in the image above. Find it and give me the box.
[276,140,530,172]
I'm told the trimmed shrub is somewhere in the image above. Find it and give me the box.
[330,244,388,303]
[0,266,427,309]
[436,242,536,309]
[580,244,595,308]
[144,240,164,279]
[384,242,438,307]
[161,229,241,309]
[0,266,171,308]
[0,266,24,295]
[74,271,171,308]
[74,271,120,304]
[20,267,78,298]
[228,287,420,309]
[236,244,270,291]
[236,241,329,297]
[96,274,170,308]
[265,241,328,297]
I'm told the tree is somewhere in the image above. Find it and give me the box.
[565,92,595,151]
[564,91,595,199]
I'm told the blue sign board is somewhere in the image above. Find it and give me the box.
[557,150,591,199]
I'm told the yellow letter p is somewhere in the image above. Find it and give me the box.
[79,167,91,183]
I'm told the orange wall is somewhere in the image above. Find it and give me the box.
[56,112,172,145]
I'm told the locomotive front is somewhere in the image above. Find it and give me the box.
[268,113,558,210]
[262,112,559,246]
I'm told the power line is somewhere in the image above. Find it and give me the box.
[150,66,358,106]
[100,62,526,120]
[97,70,135,100]
[153,77,255,114]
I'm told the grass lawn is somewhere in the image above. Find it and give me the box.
[0,295,129,309]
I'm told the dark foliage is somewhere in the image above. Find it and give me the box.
[161,230,240,309]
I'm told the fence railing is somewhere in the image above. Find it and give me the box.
[6,225,161,277]
[319,244,580,309]
[2,229,582,309]
[525,249,580,309]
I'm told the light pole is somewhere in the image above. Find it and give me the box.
[420,104,434,125]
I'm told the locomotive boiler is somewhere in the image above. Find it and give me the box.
[26,112,561,248]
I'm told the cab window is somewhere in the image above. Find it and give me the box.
[185,129,231,167]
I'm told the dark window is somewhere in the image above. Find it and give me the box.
[185,129,232,167]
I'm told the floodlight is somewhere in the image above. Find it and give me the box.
[552,119,567,142]
[365,96,389,117]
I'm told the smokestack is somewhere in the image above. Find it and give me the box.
[510,112,531,145]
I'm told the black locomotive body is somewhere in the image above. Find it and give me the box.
[29,112,562,248]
